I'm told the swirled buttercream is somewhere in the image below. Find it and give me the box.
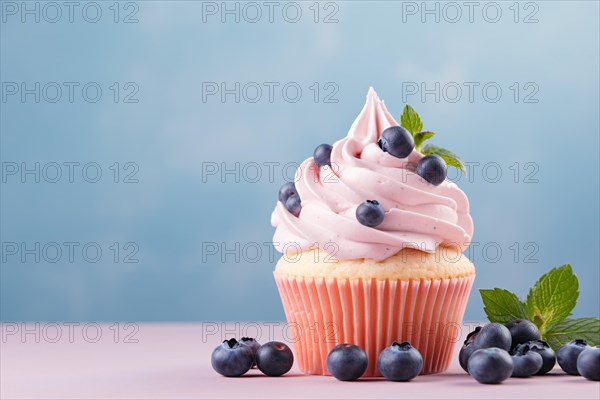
[271,88,473,261]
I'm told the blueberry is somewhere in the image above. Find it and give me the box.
[356,200,385,227]
[460,324,511,375]
[577,346,600,381]
[459,342,476,373]
[467,348,513,384]
[327,344,368,381]
[416,154,447,186]
[211,338,255,377]
[557,339,590,375]
[377,341,423,381]
[511,345,543,377]
[314,144,333,167]
[285,194,301,217]
[513,340,556,375]
[378,126,414,159]
[255,341,294,377]
[505,319,541,349]
[239,337,261,367]
[459,326,482,373]
[278,182,297,204]
[473,323,512,352]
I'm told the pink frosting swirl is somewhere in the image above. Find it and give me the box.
[271,88,473,261]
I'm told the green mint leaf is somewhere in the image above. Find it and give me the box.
[421,144,466,172]
[400,105,423,135]
[413,131,435,150]
[479,288,529,324]
[525,264,579,334]
[544,318,600,351]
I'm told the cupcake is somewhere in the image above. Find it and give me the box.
[271,88,474,376]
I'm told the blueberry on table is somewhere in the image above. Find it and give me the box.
[327,344,368,381]
[211,338,255,377]
[459,326,482,373]
[285,194,302,217]
[416,154,447,186]
[255,341,294,377]
[314,144,333,167]
[513,340,556,375]
[467,348,513,384]
[511,345,543,377]
[278,182,297,204]
[473,323,512,352]
[577,346,600,381]
[557,339,590,375]
[378,126,414,159]
[377,341,423,381]
[356,200,385,227]
[239,337,261,367]
[505,319,541,349]
[459,342,476,374]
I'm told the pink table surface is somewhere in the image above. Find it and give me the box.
[1,323,599,399]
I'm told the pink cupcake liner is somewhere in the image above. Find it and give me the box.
[274,273,474,376]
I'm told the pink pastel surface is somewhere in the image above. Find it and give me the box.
[1,323,599,399]
[275,274,474,375]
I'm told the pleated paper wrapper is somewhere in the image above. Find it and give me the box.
[274,273,474,376]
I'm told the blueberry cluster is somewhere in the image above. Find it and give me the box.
[327,341,423,381]
[277,144,334,219]
[278,182,301,217]
[378,126,414,158]
[458,319,600,383]
[211,337,293,378]
[378,126,448,186]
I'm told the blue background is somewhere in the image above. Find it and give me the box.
[1,1,598,322]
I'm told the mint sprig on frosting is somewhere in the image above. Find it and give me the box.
[479,264,600,351]
[400,105,466,173]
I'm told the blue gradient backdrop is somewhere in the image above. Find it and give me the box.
[1,1,599,322]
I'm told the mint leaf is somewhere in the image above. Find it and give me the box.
[414,131,435,150]
[544,318,600,351]
[400,105,423,135]
[525,264,579,334]
[421,144,466,172]
[479,288,529,324]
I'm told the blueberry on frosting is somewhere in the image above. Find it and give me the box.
[278,182,297,204]
[378,126,414,159]
[313,144,333,167]
[285,194,302,217]
[356,200,385,227]
[417,154,447,186]
[279,181,301,217]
